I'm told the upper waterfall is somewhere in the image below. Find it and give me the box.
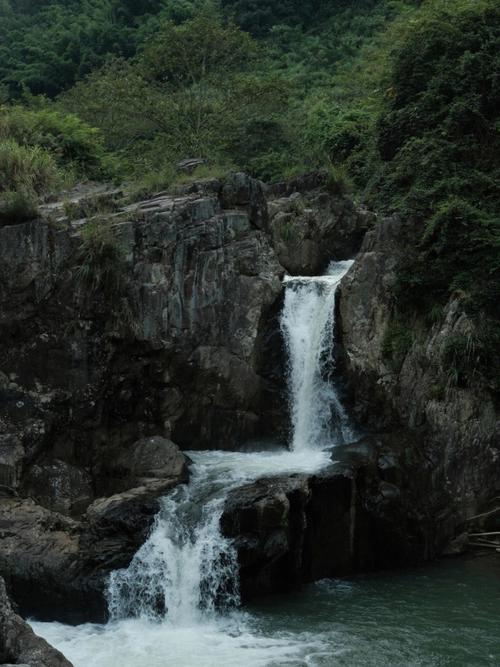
[281,260,354,452]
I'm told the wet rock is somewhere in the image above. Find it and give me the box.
[222,440,428,600]
[0,577,72,666]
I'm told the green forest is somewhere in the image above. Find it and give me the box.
[1,0,499,387]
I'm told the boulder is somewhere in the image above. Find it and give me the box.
[267,175,374,274]
[0,577,73,666]
[103,436,189,494]
[219,172,268,230]
[177,158,206,174]
[222,437,430,601]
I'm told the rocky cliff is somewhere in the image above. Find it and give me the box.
[0,577,72,666]
[0,171,370,623]
[339,215,500,548]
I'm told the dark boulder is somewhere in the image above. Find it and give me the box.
[0,576,73,666]
[222,435,440,600]
[21,459,93,516]
[101,435,189,495]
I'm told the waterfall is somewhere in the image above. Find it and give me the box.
[281,260,354,451]
[106,261,354,628]
[107,457,240,624]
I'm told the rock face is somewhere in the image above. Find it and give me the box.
[0,438,189,622]
[267,171,374,274]
[339,215,500,542]
[0,577,72,666]
[1,171,371,622]
[4,168,495,627]
[0,174,283,509]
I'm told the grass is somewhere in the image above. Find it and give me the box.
[382,318,414,371]
[74,217,126,296]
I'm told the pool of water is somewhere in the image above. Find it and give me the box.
[33,555,500,667]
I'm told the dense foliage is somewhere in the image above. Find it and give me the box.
[0,0,498,387]
[373,1,500,390]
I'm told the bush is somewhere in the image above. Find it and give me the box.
[0,106,114,179]
[127,165,178,201]
[74,218,126,296]
[0,188,38,223]
[325,164,352,197]
[0,139,59,194]
[0,138,61,223]
[382,318,414,371]
[442,328,500,391]
[374,1,500,321]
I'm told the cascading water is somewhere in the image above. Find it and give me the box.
[106,261,354,626]
[107,454,241,625]
[33,260,355,666]
[281,260,354,451]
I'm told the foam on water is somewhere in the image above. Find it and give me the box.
[31,615,329,667]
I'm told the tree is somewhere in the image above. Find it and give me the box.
[61,6,289,172]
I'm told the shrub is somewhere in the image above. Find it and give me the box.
[0,188,38,223]
[325,164,352,197]
[74,218,126,296]
[0,139,59,194]
[382,318,414,371]
[0,106,113,179]
[0,139,60,223]
[127,165,178,201]
[442,328,500,391]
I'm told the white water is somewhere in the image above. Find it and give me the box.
[107,449,329,626]
[281,260,354,451]
[33,261,355,666]
[33,450,331,667]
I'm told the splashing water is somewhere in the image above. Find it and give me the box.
[281,260,354,451]
[107,449,330,626]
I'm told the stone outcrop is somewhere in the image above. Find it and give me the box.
[0,174,283,512]
[222,435,432,599]
[339,215,500,542]
[267,171,374,275]
[0,577,72,666]
[0,172,300,622]
[0,437,189,622]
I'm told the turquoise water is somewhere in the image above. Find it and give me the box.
[34,555,500,667]
[247,556,500,666]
